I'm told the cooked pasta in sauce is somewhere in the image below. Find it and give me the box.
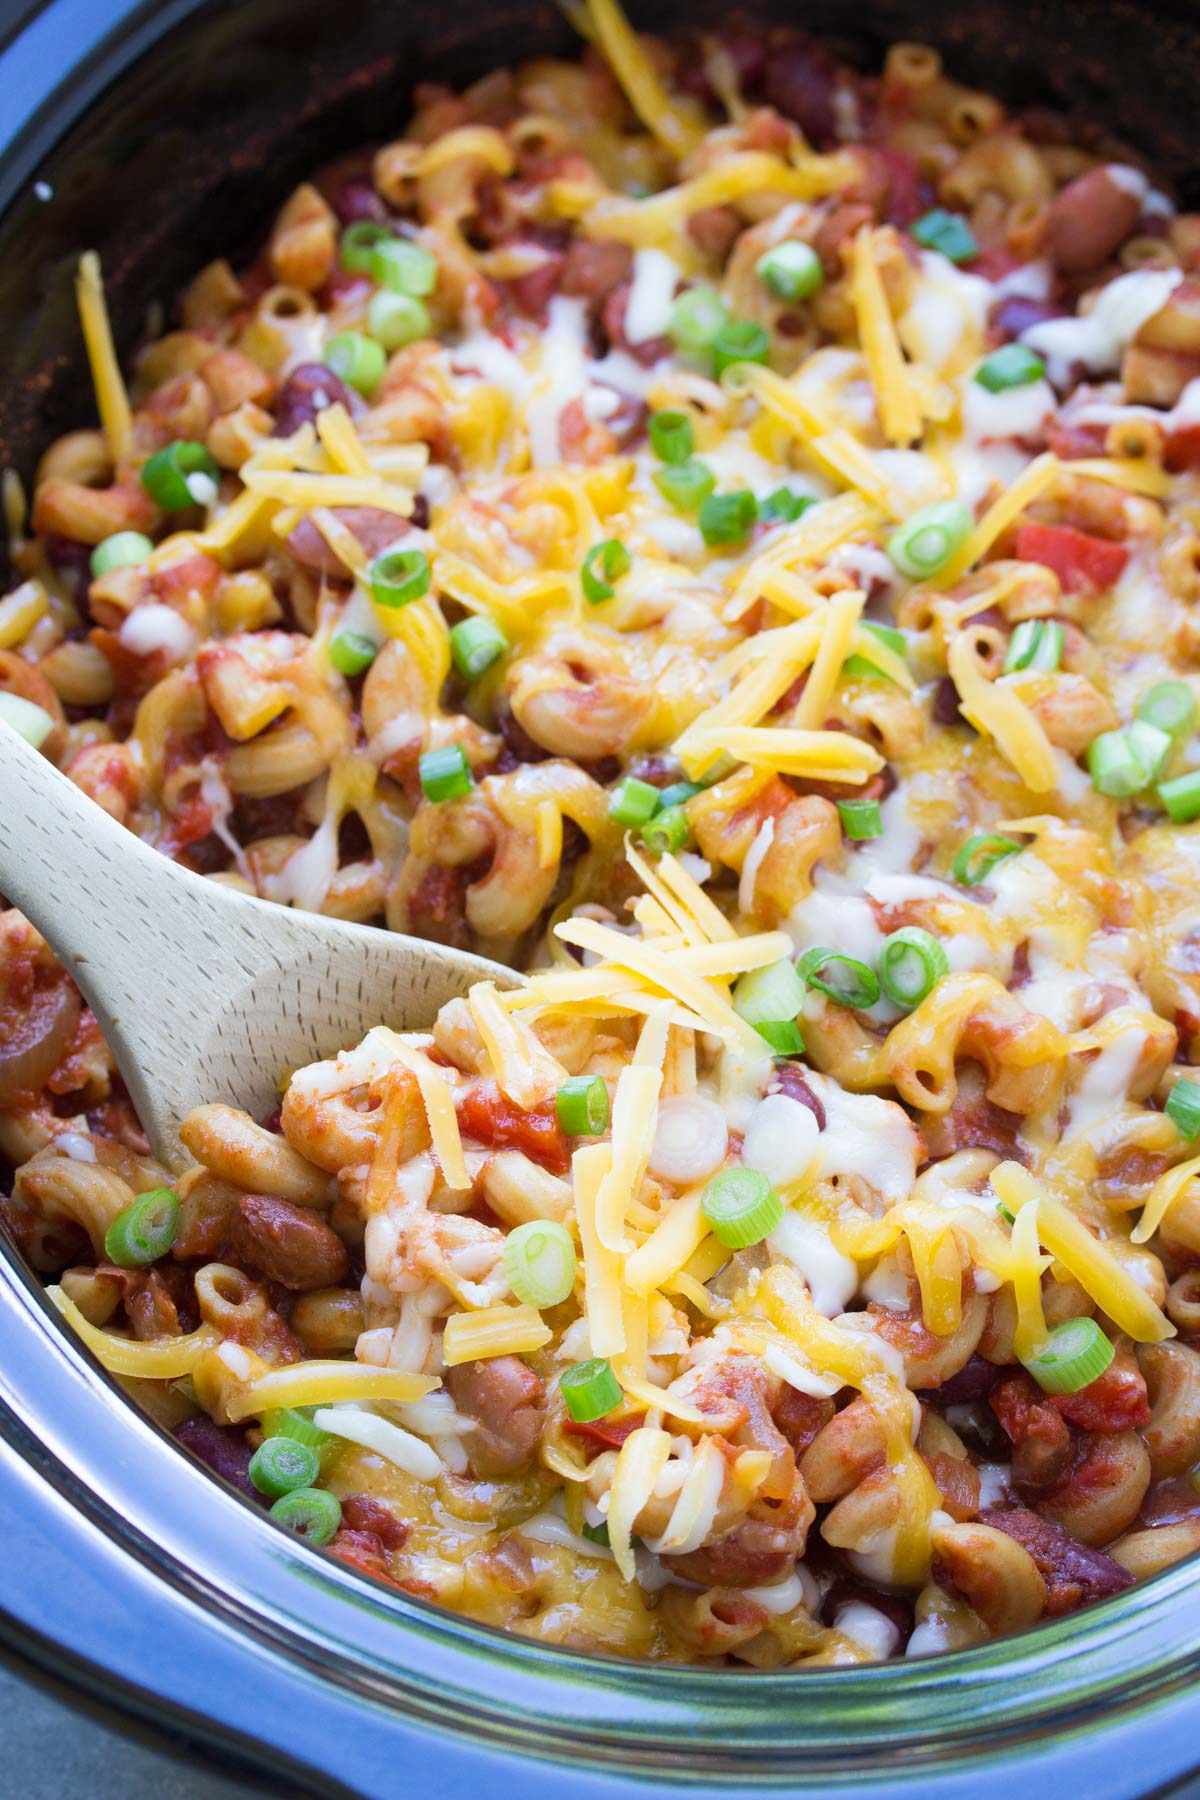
[6,0,1200,1666]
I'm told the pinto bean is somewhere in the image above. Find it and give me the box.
[560,238,632,308]
[445,1355,545,1478]
[977,1505,1134,1614]
[1046,167,1142,272]
[226,1192,349,1291]
[286,506,412,576]
[272,363,358,437]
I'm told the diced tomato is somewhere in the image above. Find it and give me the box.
[1051,1347,1151,1432]
[455,1078,570,1175]
[1015,521,1129,593]
[1165,422,1200,472]
[563,1412,646,1450]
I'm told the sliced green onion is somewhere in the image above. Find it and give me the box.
[974,344,1046,392]
[756,1019,805,1056]
[653,459,715,513]
[560,1357,623,1423]
[668,286,730,352]
[608,775,660,828]
[1159,769,1200,823]
[912,208,978,263]
[712,320,770,377]
[648,409,694,464]
[877,926,948,1011]
[556,1073,610,1136]
[419,744,473,803]
[368,547,430,608]
[1088,723,1170,797]
[449,614,508,680]
[503,1219,577,1308]
[887,500,973,580]
[797,946,880,1009]
[761,487,814,525]
[340,221,393,274]
[367,290,430,351]
[700,489,757,547]
[262,1407,335,1460]
[329,629,378,677]
[581,538,631,604]
[324,331,386,397]
[654,780,704,811]
[1138,680,1198,740]
[640,802,691,856]
[90,531,154,578]
[756,241,823,302]
[953,832,1023,886]
[372,237,438,297]
[837,798,883,840]
[270,1486,342,1546]
[1004,618,1064,674]
[140,441,221,511]
[1023,1317,1115,1395]
[0,692,54,749]
[103,1187,179,1267]
[733,958,806,1029]
[843,620,908,681]
[1166,1077,1200,1140]
[701,1167,783,1249]
[995,1201,1017,1226]
[581,1520,612,1546]
[249,1435,321,1499]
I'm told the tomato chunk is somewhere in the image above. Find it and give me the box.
[1015,520,1129,593]
[455,1078,570,1174]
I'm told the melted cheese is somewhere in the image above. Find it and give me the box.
[76,253,132,463]
[441,1304,553,1364]
[851,230,923,446]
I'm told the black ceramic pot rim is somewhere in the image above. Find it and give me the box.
[2,2,1200,1793]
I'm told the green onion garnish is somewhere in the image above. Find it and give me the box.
[502,1219,577,1308]
[90,531,154,578]
[0,692,54,749]
[1137,680,1197,741]
[974,344,1045,392]
[419,744,473,803]
[837,798,883,840]
[700,489,757,547]
[797,945,880,1009]
[324,331,386,397]
[732,958,806,1034]
[140,441,221,511]
[639,802,691,856]
[654,780,704,811]
[249,1435,321,1499]
[668,286,730,352]
[1022,1317,1114,1395]
[877,926,948,1011]
[654,459,715,513]
[581,1520,612,1546]
[756,1019,805,1057]
[270,1486,342,1546]
[953,832,1023,886]
[262,1407,335,1460]
[103,1187,180,1267]
[608,775,660,828]
[1004,618,1064,674]
[996,1201,1017,1226]
[340,221,393,274]
[581,537,631,604]
[367,290,430,351]
[712,319,770,377]
[887,500,973,580]
[648,409,694,465]
[756,241,823,302]
[912,208,978,263]
[368,547,430,608]
[372,237,438,297]
[701,1167,783,1249]
[1088,724,1170,797]
[560,1357,623,1423]
[556,1073,610,1137]
[761,487,814,525]
[843,621,907,681]
[450,614,508,680]
[1166,1077,1200,1140]
[328,629,378,677]
[1159,769,1200,823]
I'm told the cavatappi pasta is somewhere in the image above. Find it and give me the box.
[7,0,1200,1666]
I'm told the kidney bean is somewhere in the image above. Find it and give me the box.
[676,31,766,104]
[341,1492,410,1548]
[762,34,839,145]
[1046,167,1142,272]
[329,177,390,227]
[977,1505,1133,1613]
[767,1063,826,1129]
[990,296,1064,343]
[175,1416,264,1503]
[925,1354,1008,1406]
[272,363,358,437]
[561,239,633,309]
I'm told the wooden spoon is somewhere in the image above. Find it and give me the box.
[0,725,515,1171]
